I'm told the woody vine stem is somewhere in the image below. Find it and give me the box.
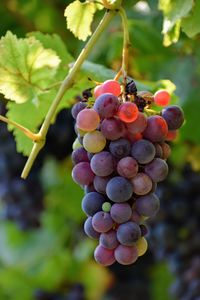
[0,2,130,179]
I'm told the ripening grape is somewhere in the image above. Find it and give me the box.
[72,138,82,150]
[93,176,111,194]
[83,131,106,153]
[106,176,133,202]
[81,192,105,216]
[117,102,139,123]
[117,221,141,246]
[117,157,138,179]
[92,211,114,233]
[76,109,100,132]
[135,193,160,217]
[110,203,132,224]
[109,138,131,159]
[131,139,156,164]
[93,93,119,118]
[71,102,87,119]
[94,85,103,98]
[114,244,138,265]
[101,80,121,96]
[101,118,125,140]
[90,151,114,177]
[154,90,170,106]
[161,105,184,130]
[144,158,168,182]
[100,230,119,249]
[136,237,148,256]
[71,147,89,165]
[131,173,153,195]
[161,143,171,160]
[84,217,100,239]
[72,162,94,186]
[126,112,147,134]
[154,143,163,158]
[94,245,115,266]
[166,130,178,141]
[143,115,168,142]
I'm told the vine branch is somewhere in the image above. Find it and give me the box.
[21,10,115,179]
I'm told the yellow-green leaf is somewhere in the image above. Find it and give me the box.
[64,0,96,41]
[0,31,61,103]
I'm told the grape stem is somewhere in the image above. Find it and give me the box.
[119,7,130,99]
[21,10,115,179]
[0,115,41,142]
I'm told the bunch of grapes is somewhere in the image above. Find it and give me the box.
[71,78,184,266]
[149,166,200,300]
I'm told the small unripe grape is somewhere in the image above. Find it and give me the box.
[83,131,106,153]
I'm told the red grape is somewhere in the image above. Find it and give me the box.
[154,90,170,106]
[117,102,139,123]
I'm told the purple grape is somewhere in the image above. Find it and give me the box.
[154,143,163,158]
[72,162,94,186]
[117,221,141,246]
[117,157,138,179]
[93,93,119,118]
[71,147,89,165]
[161,105,184,130]
[135,193,160,217]
[131,173,153,195]
[114,244,138,265]
[144,158,168,182]
[161,142,171,160]
[82,192,105,216]
[106,176,133,202]
[131,139,155,164]
[110,203,132,224]
[94,245,115,266]
[109,138,131,159]
[131,210,142,223]
[92,211,114,233]
[93,175,111,194]
[126,112,147,134]
[84,217,100,239]
[71,102,87,119]
[100,118,125,140]
[84,184,96,194]
[143,115,168,142]
[140,224,148,236]
[90,151,114,176]
[100,230,119,249]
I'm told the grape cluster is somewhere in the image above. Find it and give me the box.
[71,79,184,266]
[149,166,200,300]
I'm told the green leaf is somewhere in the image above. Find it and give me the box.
[181,1,200,38]
[159,0,193,46]
[64,0,96,41]
[0,31,60,103]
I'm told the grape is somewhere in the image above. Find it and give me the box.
[125,132,142,143]
[101,80,121,96]
[71,147,89,165]
[117,102,139,123]
[109,138,131,159]
[100,230,119,249]
[81,192,105,216]
[143,115,168,142]
[100,118,125,141]
[93,93,119,118]
[136,237,148,256]
[84,184,96,194]
[135,193,160,217]
[94,245,115,266]
[114,245,138,265]
[72,138,82,150]
[126,80,137,95]
[126,112,147,134]
[83,131,106,153]
[161,105,184,130]
[102,202,111,212]
[154,143,163,158]
[106,176,133,202]
[161,143,171,160]
[117,221,141,246]
[166,130,178,141]
[110,203,132,223]
[84,217,100,239]
[131,173,153,195]
[92,211,114,233]
[117,157,138,179]
[72,162,94,186]
[131,210,142,223]
[94,85,103,98]
[76,109,100,132]
[90,151,114,176]
[71,101,86,119]
[154,90,170,106]
[144,158,168,182]
[93,175,111,194]
[131,139,156,164]
[140,224,148,236]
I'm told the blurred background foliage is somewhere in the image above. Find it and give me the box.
[0,1,200,300]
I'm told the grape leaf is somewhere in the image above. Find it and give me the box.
[0,31,61,103]
[159,0,193,46]
[64,0,96,41]
[181,1,200,38]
